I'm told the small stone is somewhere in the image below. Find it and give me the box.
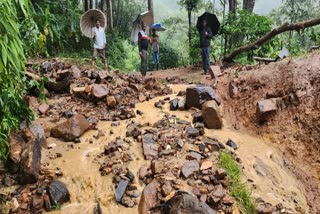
[9,198,20,213]
[215,168,227,180]
[181,160,200,178]
[151,160,164,174]
[226,139,238,150]
[161,181,173,196]
[115,180,129,202]
[186,127,200,138]
[38,103,49,115]
[107,96,117,108]
[170,98,179,111]
[201,160,213,170]
[121,196,135,207]
[139,165,149,180]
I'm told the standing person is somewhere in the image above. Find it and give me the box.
[138,23,149,77]
[91,20,107,70]
[199,19,213,75]
[151,29,160,70]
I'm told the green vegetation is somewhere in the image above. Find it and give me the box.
[219,150,257,214]
[0,0,34,159]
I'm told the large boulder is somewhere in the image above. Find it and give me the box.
[138,180,160,214]
[202,101,223,129]
[165,193,216,214]
[186,86,221,109]
[51,114,89,141]
[18,129,42,184]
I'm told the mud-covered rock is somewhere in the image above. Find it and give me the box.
[202,101,222,129]
[256,98,281,123]
[91,84,109,98]
[186,127,200,138]
[51,114,89,141]
[165,193,216,214]
[186,86,221,109]
[107,96,117,108]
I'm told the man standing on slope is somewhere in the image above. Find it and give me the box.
[199,19,213,75]
[92,20,107,70]
[138,23,149,77]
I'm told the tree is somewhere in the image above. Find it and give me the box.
[243,0,255,13]
[179,0,203,48]
[148,0,154,24]
[228,0,237,14]
[107,0,113,31]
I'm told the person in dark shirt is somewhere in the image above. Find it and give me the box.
[199,20,213,75]
[138,23,149,77]
[151,29,160,70]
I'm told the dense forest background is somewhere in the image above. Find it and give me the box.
[0,0,319,158]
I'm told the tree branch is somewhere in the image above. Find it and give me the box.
[223,18,320,62]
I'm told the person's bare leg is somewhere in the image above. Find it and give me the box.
[91,60,96,70]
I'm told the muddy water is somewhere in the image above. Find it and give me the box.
[44,84,308,213]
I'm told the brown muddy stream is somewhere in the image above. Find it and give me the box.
[43,84,308,214]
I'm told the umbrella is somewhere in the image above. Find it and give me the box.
[196,12,220,36]
[131,11,153,42]
[80,9,107,38]
[150,23,166,31]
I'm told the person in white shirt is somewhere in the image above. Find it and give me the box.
[91,20,107,70]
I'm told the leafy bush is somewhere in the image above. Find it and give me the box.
[0,0,34,159]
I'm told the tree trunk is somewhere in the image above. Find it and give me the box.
[107,0,113,31]
[100,0,104,11]
[115,0,121,28]
[188,10,192,48]
[228,0,237,14]
[223,18,320,62]
[148,0,154,24]
[243,0,255,13]
[84,0,89,11]
[89,0,93,9]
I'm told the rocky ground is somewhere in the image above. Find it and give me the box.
[1,52,319,214]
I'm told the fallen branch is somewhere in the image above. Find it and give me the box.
[223,18,320,62]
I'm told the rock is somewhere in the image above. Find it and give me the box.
[215,168,227,180]
[27,96,39,109]
[256,98,281,123]
[6,132,24,174]
[201,161,213,171]
[126,124,141,138]
[187,151,203,161]
[202,101,223,129]
[30,123,47,148]
[139,94,146,102]
[115,179,129,202]
[18,129,42,184]
[203,138,225,151]
[51,114,89,141]
[107,96,117,108]
[226,139,238,150]
[209,65,221,79]
[31,195,43,213]
[38,103,49,115]
[186,127,200,138]
[9,198,20,213]
[166,193,216,214]
[194,122,205,135]
[47,180,70,205]
[138,180,160,214]
[43,194,52,211]
[177,91,186,96]
[142,135,159,160]
[192,112,203,124]
[127,190,141,198]
[91,84,109,98]
[208,185,226,204]
[162,181,173,196]
[181,160,200,178]
[126,170,135,182]
[121,196,135,207]
[151,160,164,174]
[228,82,239,98]
[186,85,221,109]
[2,175,15,186]
[170,98,179,111]
[71,65,81,79]
[139,165,149,179]
[154,101,163,109]
[178,99,186,110]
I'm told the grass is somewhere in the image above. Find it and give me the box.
[52,203,62,210]
[219,150,257,214]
